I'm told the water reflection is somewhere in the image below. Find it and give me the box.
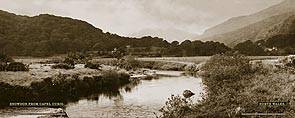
[84,79,141,102]
[65,71,204,118]
[0,70,203,118]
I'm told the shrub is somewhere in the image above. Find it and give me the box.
[160,63,186,71]
[283,55,295,68]
[85,62,101,70]
[63,57,75,66]
[0,70,131,107]
[184,64,201,73]
[0,62,7,71]
[200,54,252,81]
[67,52,89,64]
[118,56,141,71]
[6,62,29,71]
[251,60,271,75]
[52,63,74,70]
[0,53,14,63]
[140,61,187,71]
[101,70,130,82]
[140,61,156,69]
[159,95,194,118]
[162,54,295,117]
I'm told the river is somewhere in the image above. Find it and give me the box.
[65,71,204,118]
[0,70,204,118]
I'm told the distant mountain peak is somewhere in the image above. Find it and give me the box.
[283,0,295,3]
[199,12,295,47]
[199,0,295,39]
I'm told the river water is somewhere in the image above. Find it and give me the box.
[0,70,204,118]
[65,71,204,118]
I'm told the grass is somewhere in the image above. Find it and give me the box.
[160,54,295,118]
[51,63,74,69]
[138,56,210,64]
[0,55,131,107]
[85,61,102,70]
[0,70,130,107]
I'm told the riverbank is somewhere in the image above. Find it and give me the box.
[0,69,130,107]
[65,70,203,118]
[160,54,295,117]
[0,56,194,108]
[0,56,204,117]
[91,57,202,73]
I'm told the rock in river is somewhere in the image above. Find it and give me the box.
[183,90,195,98]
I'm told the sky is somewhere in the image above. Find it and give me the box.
[0,0,284,42]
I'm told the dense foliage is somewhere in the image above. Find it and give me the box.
[0,53,28,71]
[234,34,295,56]
[261,34,295,55]
[0,10,229,57]
[0,53,13,63]
[174,40,231,56]
[161,54,295,117]
[5,62,29,71]
[233,40,266,56]
[0,71,130,107]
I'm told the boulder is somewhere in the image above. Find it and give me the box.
[0,62,7,71]
[183,90,195,98]
[6,62,29,71]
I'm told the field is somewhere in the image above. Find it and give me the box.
[137,56,210,64]
[159,55,295,117]
[1,56,283,87]
[138,56,282,64]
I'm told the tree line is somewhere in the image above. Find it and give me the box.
[0,10,230,57]
[233,34,295,56]
[1,10,294,57]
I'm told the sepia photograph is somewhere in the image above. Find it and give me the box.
[0,0,295,117]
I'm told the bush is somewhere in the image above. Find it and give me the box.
[66,52,89,64]
[118,56,141,71]
[184,64,202,73]
[101,70,130,81]
[85,62,101,70]
[160,63,186,71]
[0,70,131,107]
[52,63,74,70]
[6,62,29,71]
[200,54,252,81]
[0,62,7,71]
[140,61,187,71]
[251,60,271,75]
[160,54,256,117]
[162,54,295,117]
[0,53,14,63]
[281,55,295,68]
[159,95,194,118]
[63,57,75,66]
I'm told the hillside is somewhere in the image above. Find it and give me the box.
[130,28,197,42]
[0,10,231,57]
[0,10,170,56]
[199,0,295,39]
[201,12,295,47]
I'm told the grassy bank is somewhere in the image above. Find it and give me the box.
[0,70,130,108]
[92,56,200,72]
[160,54,295,118]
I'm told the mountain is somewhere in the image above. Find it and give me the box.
[0,10,170,56]
[201,12,295,47]
[199,0,295,39]
[130,28,198,42]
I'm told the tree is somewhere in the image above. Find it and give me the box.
[0,53,13,63]
[234,40,266,56]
